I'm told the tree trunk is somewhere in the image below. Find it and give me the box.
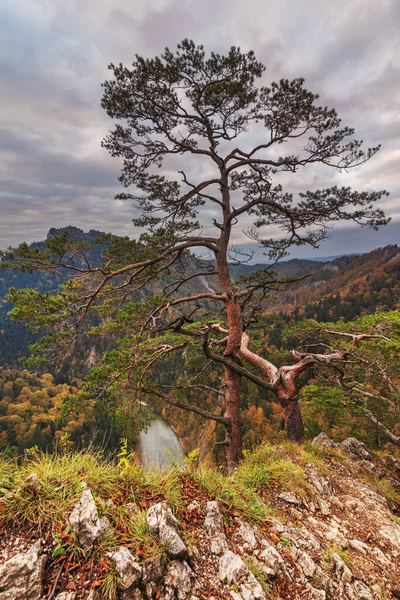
[284,400,305,443]
[224,365,243,472]
[215,171,244,472]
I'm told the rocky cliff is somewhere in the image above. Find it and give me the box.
[0,435,399,600]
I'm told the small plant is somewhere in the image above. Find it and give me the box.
[117,438,139,479]
[129,509,168,562]
[323,544,354,571]
[184,447,200,473]
[52,525,85,562]
[279,536,292,547]
[101,564,123,600]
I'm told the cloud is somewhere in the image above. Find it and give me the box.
[0,0,399,257]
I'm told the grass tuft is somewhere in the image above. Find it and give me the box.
[243,556,271,597]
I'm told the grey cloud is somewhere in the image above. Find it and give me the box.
[0,0,399,256]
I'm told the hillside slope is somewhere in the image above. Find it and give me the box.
[0,436,399,599]
[1,227,399,368]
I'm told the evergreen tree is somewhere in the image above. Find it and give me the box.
[2,40,389,470]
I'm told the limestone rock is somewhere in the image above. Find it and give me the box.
[305,584,326,599]
[348,539,369,554]
[344,580,374,600]
[259,545,291,581]
[161,560,194,600]
[142,553,167,584]
[186,500,200,511]
[146,502,188,559]
[55,593,77,600]
[124,502,138,516]
[237,520,258,550]
[107,546,142,589]
[331,553,353,584]
[340,437,372,462]
[0,541,46,600]
[219,551,266,600]
[204,500,229,555]
[147,502,179,533]
[306,466,331,495]
[312,433,337,449]
[278,491,301,505]
[316,496,331,516]
[325,527,348,548]
[295,549,318,578]
[379,520,400,548]
[68,487,106,550]
[370,546,390,565]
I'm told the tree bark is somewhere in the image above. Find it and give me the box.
[283,399,305,443]
[223,365,243,471]
[215,170,244,471]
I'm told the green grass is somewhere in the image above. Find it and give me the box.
[243,556,271,597]
[363,475,399,508]
[237,443,312,498]
[194,466,270,524]
[101,565,123,600]
[142,467,182,510]
[0,450,123,528]
[323,544,355,571]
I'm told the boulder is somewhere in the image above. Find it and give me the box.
[161,560,194,600]
[142,554,167,585]
[344,580,374,600]
[204,500,229,555]
[146,502,188,559]
[305,585,326,599]
[316,496,331,516]
[0,541,46,600]
[379,520,400,548]
[237,520,258,550]
[107,546,142,589]
[348,539,369,554]
[68,487,107,550]
[219,551,266,600]
[340,438,372,462]
[325,527,348,548]
[278,491,301,505]
[370,546,390,565]
[259,545,291,581]
[306,465,331,495]
[312,433,337,449]
[331,553,353,584]
[295,549,319,578]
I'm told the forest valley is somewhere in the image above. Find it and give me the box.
[0,231,399,464]
[0,41,399,471]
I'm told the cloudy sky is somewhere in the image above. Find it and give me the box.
[1,0,399,258]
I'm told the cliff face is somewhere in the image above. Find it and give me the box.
[0,436,399,600]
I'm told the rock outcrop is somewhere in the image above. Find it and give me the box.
[68,485,108,550]
[0,435,399,599]
[0,541,46,600]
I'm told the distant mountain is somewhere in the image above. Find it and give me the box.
[268,245,400,321]
[0,227,398,367]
